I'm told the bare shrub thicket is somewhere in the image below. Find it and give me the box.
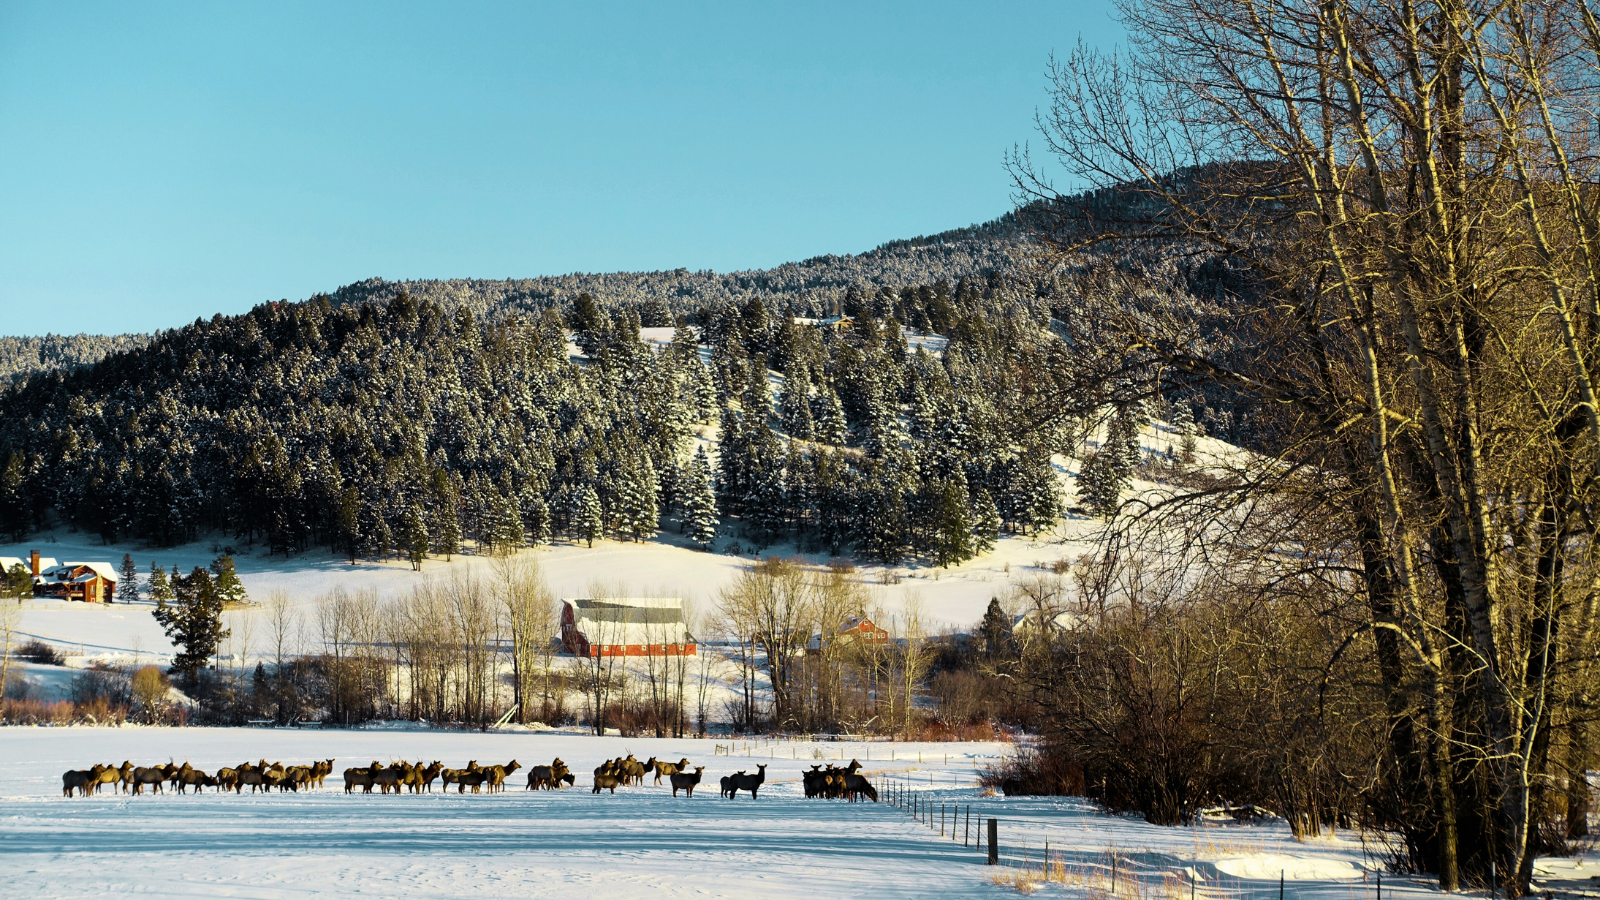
[715,558,945,735]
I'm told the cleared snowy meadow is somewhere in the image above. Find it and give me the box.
[7,727,1592,900]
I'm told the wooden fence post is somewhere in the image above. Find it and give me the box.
[987,818,998,865]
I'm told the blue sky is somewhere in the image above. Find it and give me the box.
[0,2,1120,336]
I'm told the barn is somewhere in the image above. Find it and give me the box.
[560,597,697,657]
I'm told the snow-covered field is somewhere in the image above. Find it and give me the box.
[4,728,1591,899]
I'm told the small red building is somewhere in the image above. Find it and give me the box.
[807,615,890,654]
[560,598,697,657]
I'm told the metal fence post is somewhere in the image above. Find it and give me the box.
[987,818,998,865]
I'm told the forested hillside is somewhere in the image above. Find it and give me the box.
[0,277,1097,562]
[325,215,1021,326]
[0,334,150,383]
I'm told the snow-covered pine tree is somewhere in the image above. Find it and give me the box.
[573,483,603,548]
[615,454,659,542]
[682,446,720,549]
[783,443,813,537]
[812,382,849,446]
[148,562,173,604]
[780,362,814,440]
[744,354,772,420]
[153,566,229,685]
[496,495,525,554]
[210,554,248,606]
[933,478,973,567]
[1077,449,1125,521]
[338,485,362,564]
[525,495,552,545]
[402,502,429,570]
[690,360,718,422]
[116,553,139,603]
[972,488,1000,554]
[746,464,787,548]
[716,408,746,519]
[1008,450,1063,533]
[1174,401,1199,465]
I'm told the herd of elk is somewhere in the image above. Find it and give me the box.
[801,760,877,802]
[61,759,336,797]
[62,752,878,803]
[350,759,521,794]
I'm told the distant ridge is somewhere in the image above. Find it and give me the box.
[0,209,1020,381]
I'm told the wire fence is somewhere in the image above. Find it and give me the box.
[873,773,1407,900]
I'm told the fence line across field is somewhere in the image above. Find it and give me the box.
[878,773,1402,900]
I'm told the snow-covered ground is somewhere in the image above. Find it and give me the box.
[3,728,1589,899]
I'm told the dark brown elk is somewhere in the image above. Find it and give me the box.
[592,772,623,794]
[130,764,174,795]
[62,768,95,797]
[727,764,767,799]
[842,772,878,802]
[177,767,210,794]
[372,763,405,795]
[238,763,270,794]
[719,771,743,798]
[669,766,704,797]
[343,763,378,794]
[440,761,478,792]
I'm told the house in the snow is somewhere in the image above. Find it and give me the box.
[806,615,890,654]
[35,559,119,603]
[560,597,697,657]
[0,551,61,596]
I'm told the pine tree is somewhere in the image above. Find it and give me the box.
[153,566,229,684]
[1078,450,1125,521]
[487,495,524,555]
[574,483,603,548]
[1174,401,1199,465]
[402,503,430,571]
[972,489,1000,555]
[682,446,720,549]
[812,383,849,446]
[614,455,659,542]
[2,563,31,600]
[116,553,140,603]
[0,451,26,542]
[148,562,174,605]
[1008,450,1064,533]
[978,598,1016,661]
[430,469,461,560]
[780,362,814,439]
[933,478,973,567]
[210,554,248,606]
[338,485,362,564]
[525,495,552,545]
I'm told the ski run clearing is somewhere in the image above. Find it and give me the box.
[7,727,1595,900]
